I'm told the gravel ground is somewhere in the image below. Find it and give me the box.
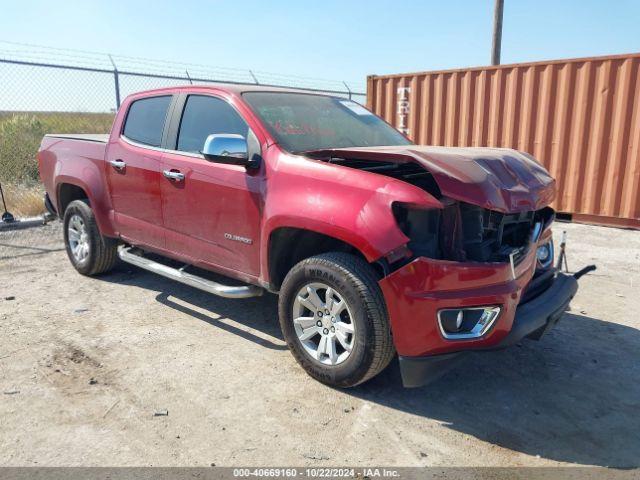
[0,221,639,468]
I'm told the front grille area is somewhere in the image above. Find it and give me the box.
[440,201,549,263]
[395,200,554,265]
[453,203,537,263]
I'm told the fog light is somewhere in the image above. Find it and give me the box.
[536,240,554,268]
[438,306,501,340]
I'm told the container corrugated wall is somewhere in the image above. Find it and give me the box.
[367,53,640,228]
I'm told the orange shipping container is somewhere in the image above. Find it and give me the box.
[367,53,640,228]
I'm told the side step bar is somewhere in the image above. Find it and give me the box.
[117,246,263,299]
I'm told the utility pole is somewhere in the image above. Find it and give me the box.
[491,0,504,65]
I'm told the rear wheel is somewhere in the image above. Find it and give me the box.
[279,252,395,387]
[63,199,117,276]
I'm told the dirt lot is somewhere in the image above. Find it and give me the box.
[0,221,639,468]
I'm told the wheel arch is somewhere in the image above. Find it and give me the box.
[267,226,385,291]
[55,177,117,238]
[57,182,89,215]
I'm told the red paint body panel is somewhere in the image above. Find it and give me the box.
[160,151,263,276]
[259,147,441,271]
[37,84,564,361]
[38,136,117,237]
[106,138,165,249]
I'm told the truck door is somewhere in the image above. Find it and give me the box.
[105,94,172,249]
[160,94,262,277]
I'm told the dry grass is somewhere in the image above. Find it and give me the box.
[0,111,114,219]
[1,183,45,217]
[0,111,115,184]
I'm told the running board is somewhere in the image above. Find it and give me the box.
[117,246,263,299]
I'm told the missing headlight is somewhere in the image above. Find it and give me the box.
[392,203,441,259]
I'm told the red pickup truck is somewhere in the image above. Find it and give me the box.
[38,85,588,388]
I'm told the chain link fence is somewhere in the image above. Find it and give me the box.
[0,42,365,256]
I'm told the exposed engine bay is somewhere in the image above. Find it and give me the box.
[319,155,554,265]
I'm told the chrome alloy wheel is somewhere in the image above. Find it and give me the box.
[67,214,90,263]
[292,282,355,365]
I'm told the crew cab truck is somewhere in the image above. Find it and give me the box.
[38,85,590,388]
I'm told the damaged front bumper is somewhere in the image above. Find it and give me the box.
[379,247,588,388]
[397,271,578,387]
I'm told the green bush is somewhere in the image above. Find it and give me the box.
[0,111,115,185]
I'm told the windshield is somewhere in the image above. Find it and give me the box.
[242,92,412,153]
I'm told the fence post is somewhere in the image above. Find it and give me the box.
[343,81,352,100]
[108,55,121,109]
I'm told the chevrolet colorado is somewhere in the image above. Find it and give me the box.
[38,85,589,388]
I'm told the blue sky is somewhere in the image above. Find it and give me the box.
[1,0,639,111]
[2,0,639,85]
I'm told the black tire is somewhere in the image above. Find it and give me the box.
[63,199,118,276]
[278,252,395,388]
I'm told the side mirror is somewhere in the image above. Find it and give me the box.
[202,134,250,165]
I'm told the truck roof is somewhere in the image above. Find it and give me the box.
[130,83,350,98]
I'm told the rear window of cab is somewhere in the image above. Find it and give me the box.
[122,95,172,147]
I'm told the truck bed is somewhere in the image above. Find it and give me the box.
[39,134,110,218]
[45,133,109,143]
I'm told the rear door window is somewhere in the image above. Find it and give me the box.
[176,95,248,153]
[123,95,172,147]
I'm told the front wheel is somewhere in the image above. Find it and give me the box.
[278,252,395,388]
[63,199,118,276]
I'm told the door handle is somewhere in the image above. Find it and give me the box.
[110,159,126,170]
[163,169,185,182]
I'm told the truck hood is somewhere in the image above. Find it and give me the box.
[308,145,556,213]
